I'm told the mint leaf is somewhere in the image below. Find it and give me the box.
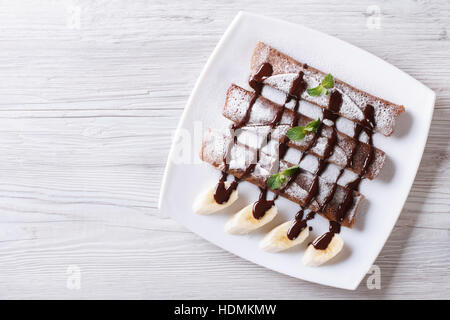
[287,119,321,141]
[286,126,306,141]
[307,74,334,97]
[304,118,321,133]
[280,165,299,177]
[307,85,323,96]
[267,174,285,190]
[267,166,299,190]
[321,74,334,89]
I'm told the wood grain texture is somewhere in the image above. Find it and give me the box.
[0,0,448,299]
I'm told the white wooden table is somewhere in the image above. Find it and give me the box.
[0,0,448,299]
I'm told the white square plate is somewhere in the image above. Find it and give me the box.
[158,12,435,290]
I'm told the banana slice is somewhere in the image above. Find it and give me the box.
[260,221,309,252]
[302,233,344,267]
[192,181,238,215]
[225,203,277,234]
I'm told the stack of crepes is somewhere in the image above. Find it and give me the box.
[194,42,404,265]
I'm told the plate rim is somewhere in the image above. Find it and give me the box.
[158,11,436,290]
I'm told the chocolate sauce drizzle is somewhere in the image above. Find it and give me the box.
[287,209,316,240]
[214,62,377,249]
[214,171,238,204]
[312,220,341,250]
[287,95,375,245]
[253,188,275,219]
[286,91,342,240]
[286,89,376,246]
[213,63,274,209]
[249,64,306,219]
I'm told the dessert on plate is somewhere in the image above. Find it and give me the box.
[193,42,404,266]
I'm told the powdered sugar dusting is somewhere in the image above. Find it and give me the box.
[229,143,257,170]
[335,117,355,137]
[336,82,397,135]
[299,154,318,173]
[222,85,385,180]
[314,179,333,206]
[237,126,271,149]
[261,85,287,106]
[320,163,342,182]
[373,103,396,136]
[301,69,329,107]
[284,182,308,203]
[283,147,302,164]
[284,98,297,110]
[261,139,281,158]
[298,100,323,120]
[202,129,232,169]
[224,85,252,123]
[359,130,370,144]
[260,68,401,136]
[310,136,328,157]
[328,145,349,167]
[336,87,364,121]
[252,152,279,181]
[291,132,313,149]
[248,98,278,125]
[271,125,289,141]
[279,111,294,125]
[368,150,385,178]
[263,73,297,93]
[337,169,358,186]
